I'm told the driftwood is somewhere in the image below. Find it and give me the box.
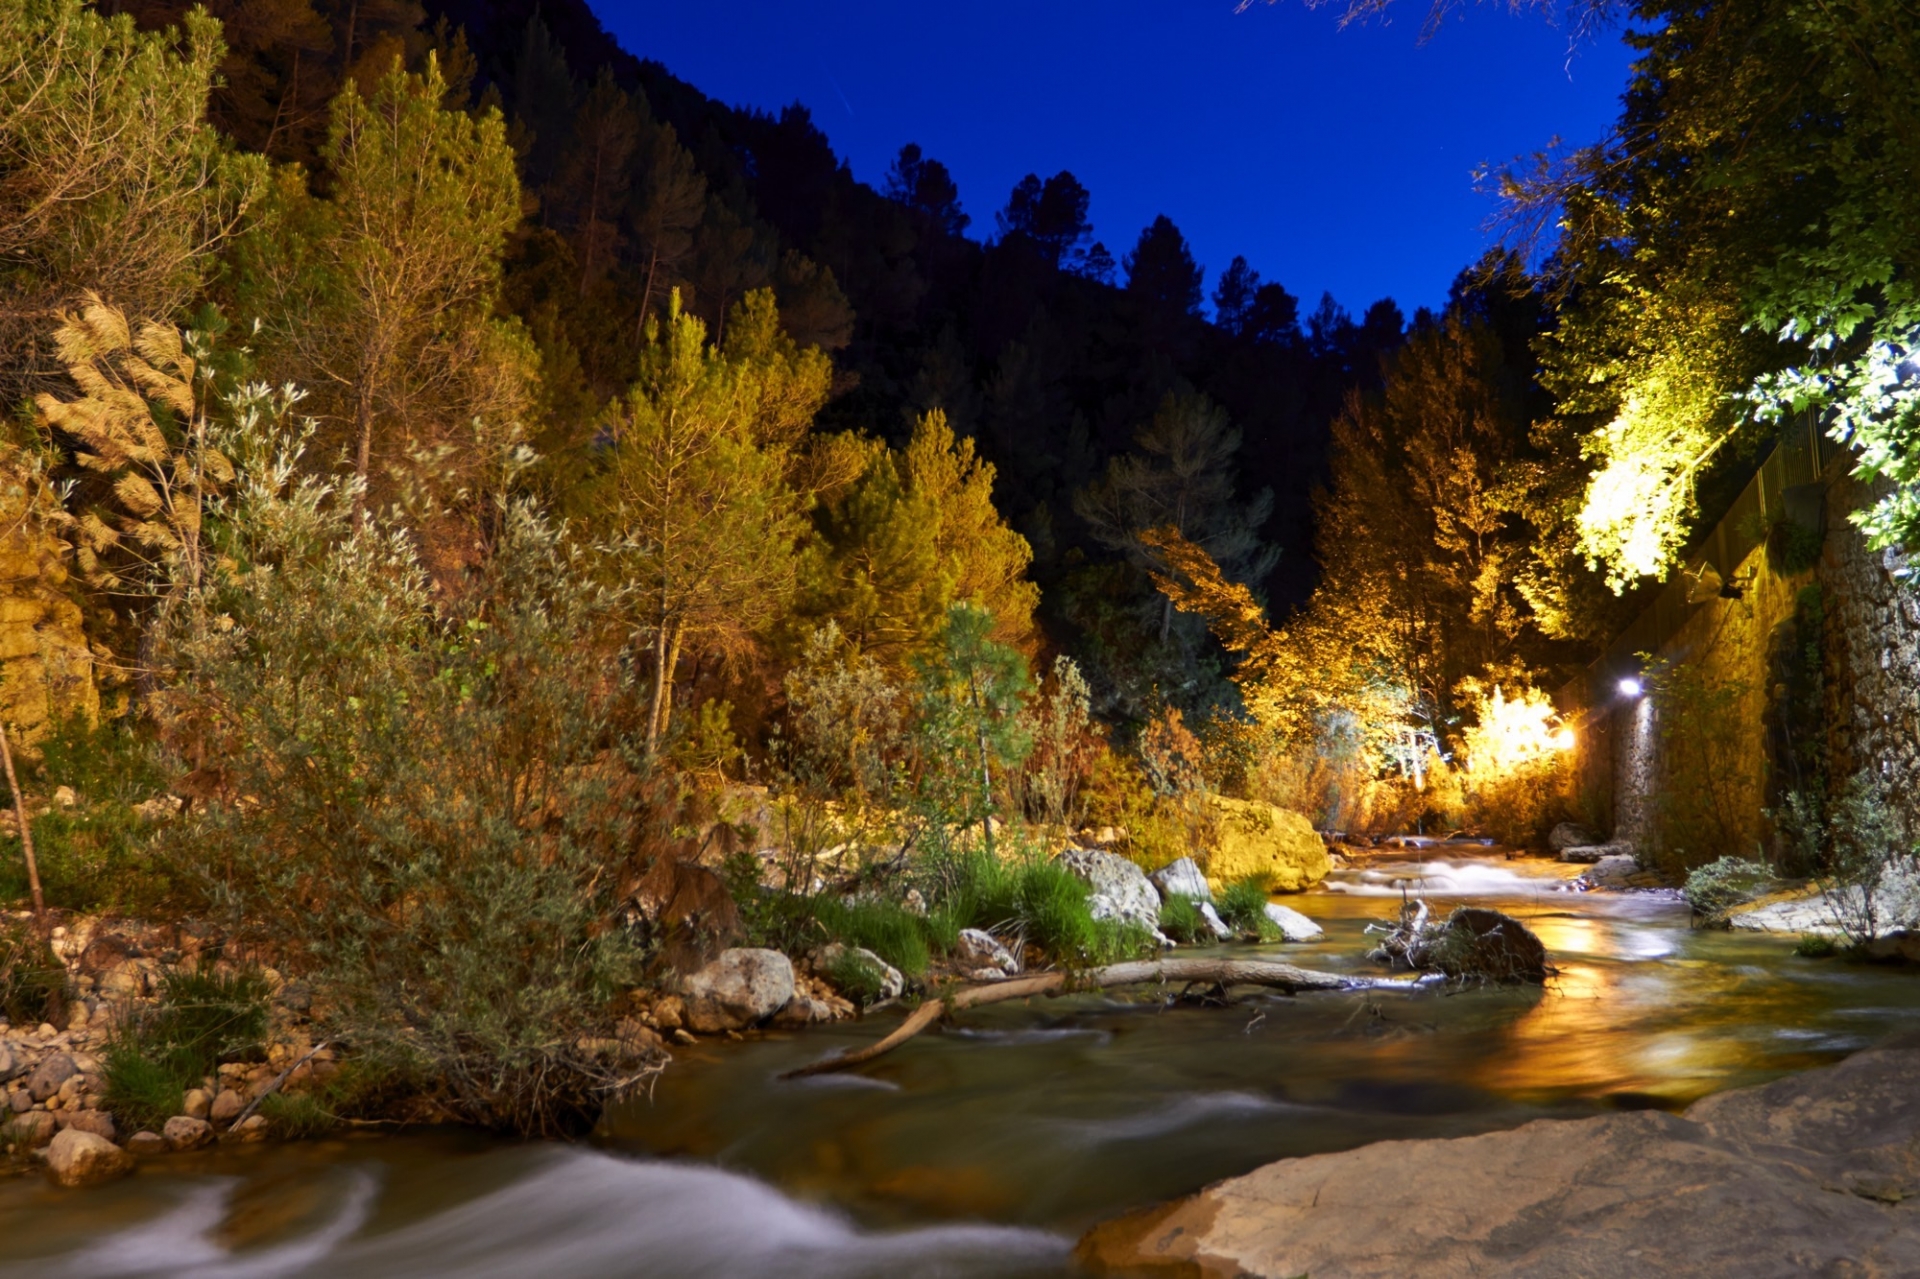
[781,958,1409,1079]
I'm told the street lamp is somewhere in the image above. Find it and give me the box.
[1617,676,1644,698]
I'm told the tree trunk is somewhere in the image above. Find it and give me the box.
[645,620,685,756]
[0,722,44,917]
[353,380,375,521]
[781,959,1416,1079]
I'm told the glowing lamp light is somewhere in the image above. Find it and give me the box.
[1617,676,1644,698]
[1552,728,1576,751]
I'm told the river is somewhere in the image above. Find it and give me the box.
[6,852,1920,1277]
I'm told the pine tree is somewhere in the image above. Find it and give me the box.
[0,0,263,401]
[235,53,528,508]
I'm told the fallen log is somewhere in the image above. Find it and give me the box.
[781,958,1413,1079]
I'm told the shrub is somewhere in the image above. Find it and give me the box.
[821,946,893,1007]
[0,718,173,914]
[1683,856,1776,918]
[157,484,651,1136]
[259,1090,336,1139]
[1821,774,1919,944]
[1794,933,1839,958]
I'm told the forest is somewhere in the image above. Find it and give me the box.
[2,0,1919,1179]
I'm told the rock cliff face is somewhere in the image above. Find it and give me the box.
[1077,1040,1920,1278]
[0,450,95,743]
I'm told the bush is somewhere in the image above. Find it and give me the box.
[259,1089,336,1139]
[821,946,893,1007]
[157,490,650,1136]
[1683,856,1776,918]
[1158,894,1210,944]
[1795,933,1839,958]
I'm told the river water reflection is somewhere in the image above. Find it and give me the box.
[6,853,1920,1277]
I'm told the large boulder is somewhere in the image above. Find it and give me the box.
[1061,847,1164,933]
[44,1128,131,1188]
[1148,857,1212,903]
[681,948,795,1034]
[1077,1042,1920,1278]
[1548,821,1597,851]
[1201,798,1330,893]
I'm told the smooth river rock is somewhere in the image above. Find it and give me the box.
[1548,821,1597,851]
[44,1128,132,1188]
[1078,1040,1920,1277]
[681,948,795,1033]
[1149,857,1212,903]
[1260,902,1325,942]
[954,928,1020,975]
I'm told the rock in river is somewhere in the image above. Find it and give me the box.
[1261,902,1325,942]
[44,1128,132,1188]
[1148,857,1212,903]
[681,948,796,1034]
[1078,1040,1920,1277]
[1200,797,1330,893]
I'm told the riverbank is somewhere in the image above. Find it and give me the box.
[6,852,1920,1274]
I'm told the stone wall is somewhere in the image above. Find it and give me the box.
[1818,472,1920,833]
[1577,465,1920,860]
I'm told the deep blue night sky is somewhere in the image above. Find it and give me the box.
[587,0,1636,317]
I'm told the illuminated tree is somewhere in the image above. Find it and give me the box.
[0,0,262,401]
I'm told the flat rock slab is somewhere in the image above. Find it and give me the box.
[1078,1042,1920,1277]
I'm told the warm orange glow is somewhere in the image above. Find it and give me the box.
[1462,686,1569,776]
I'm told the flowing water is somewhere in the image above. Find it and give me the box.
[8,852,1920,1277]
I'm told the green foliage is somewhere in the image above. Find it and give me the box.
[911,603,1033,850]
[104,964,271,1134]
[1795,933,1839,959]
[235,51,530,501]
[0,0,264,404]
[814,897,930,979]
[1682,856,1776,919]
[588,290,813,753]
[1157,894,1210,945]
[1819,774,1918,945]
[820,945,894,1008]
[259,1089,335,1140]
[0,717,173,913]
[0,920,64,1025]
[158,433,651,1135]
[1216,877,1282,942]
